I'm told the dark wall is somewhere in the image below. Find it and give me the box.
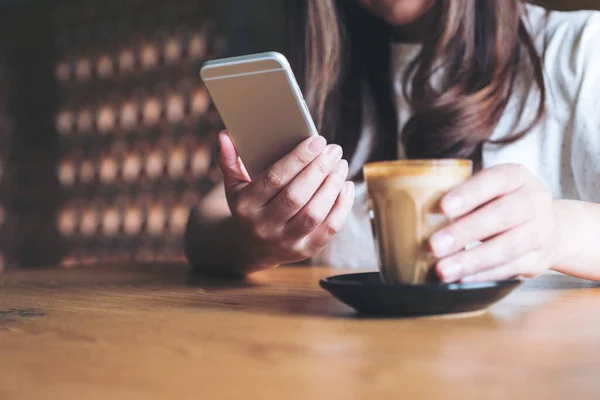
[0,0,227,270]
[224,0,286,57]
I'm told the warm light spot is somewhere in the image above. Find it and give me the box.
[55,61,71,82]
[77,109,94,133]
[97,54,114,78]
[79,160,95,184]
[188,33,207,59]
[191,88,210,116]
[75,57,92,82]
[169,204,189,235]
[164,37,182,64]
[102,207,121,236]
[143,98,162,125]
[166,93,185,123]
[81,253,99,266]
[147,203,166,236]
[97,106,116,133]
[119,48,136,72]
[191,145,210,177]
[124,206,143,235]
[120,101,138,130]
[80,207,99,237]
[58,160,76,186]
[123,152,142,182]
[141,43,159,70]
[99,156,118,184]
[145,149,164,179]
[168,146,187,179]
[61,254,79,269]
[56,110,74,135]
[58,207,77,236]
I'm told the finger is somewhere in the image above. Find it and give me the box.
[243,135,327,207]
[436,222,537,282]
[304,181,355,252]
[430,189,533,258]
[460,263,523,283]
[261,144,343,225]
[284,159,348,238]
[218,131,251,190]
[440,164,528,219]
[460,251,540,283]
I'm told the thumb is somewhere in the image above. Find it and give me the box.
[218,131,251,189]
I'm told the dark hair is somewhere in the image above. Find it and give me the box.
[286,0,546,175]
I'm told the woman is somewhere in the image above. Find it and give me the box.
[185,0,600,283]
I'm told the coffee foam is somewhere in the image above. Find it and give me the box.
[364,159,472,180]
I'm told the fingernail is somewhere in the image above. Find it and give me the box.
[442,195,463,216]
[344,181,355,196]
[325,144,343,158]
[430,231,454,256]
[308,136,326,154]
[336,159,348,176]
[439,260,462,282]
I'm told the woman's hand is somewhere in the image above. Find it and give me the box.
[218,131,354,269]
[429,164,560,283]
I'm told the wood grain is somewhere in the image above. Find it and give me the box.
[1,264,600,400]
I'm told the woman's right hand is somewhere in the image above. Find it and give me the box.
[217,131,355,269]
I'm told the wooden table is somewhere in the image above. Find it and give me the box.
[0,263,599,400]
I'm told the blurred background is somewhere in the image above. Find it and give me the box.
[0,0,596,271]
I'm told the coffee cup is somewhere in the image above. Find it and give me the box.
[363,159,473,285]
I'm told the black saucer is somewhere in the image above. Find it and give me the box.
[319,272,522,317]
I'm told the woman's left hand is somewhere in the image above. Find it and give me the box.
[429,164,560,283]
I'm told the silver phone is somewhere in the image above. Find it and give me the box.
[200,51,318,178]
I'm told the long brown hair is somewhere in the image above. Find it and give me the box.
[286,0,546,174]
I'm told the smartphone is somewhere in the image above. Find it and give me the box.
[200,51,318,178]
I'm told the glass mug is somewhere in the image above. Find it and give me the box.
[363,159,473,285]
